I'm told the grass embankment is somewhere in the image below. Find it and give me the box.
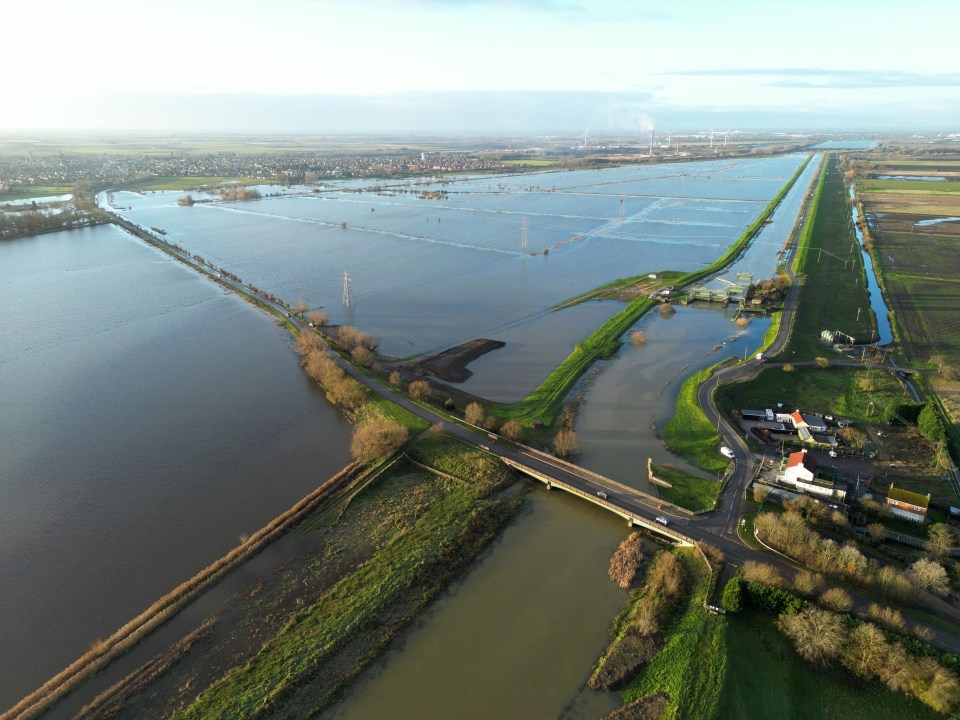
[715,365,908,424]
[791,157,828,271]
[174,434,519,720]
[788,155,878,358]
[0,185,73,201]
[361,394,429,432]
[714,613,939,720]
[620,550,726,720]
[662,363,731,474]
[756,311,782,354]
[117,176,260,192]
[651,464,719,512]
[499,155,813,426]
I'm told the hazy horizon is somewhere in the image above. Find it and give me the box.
[6,0,959,134]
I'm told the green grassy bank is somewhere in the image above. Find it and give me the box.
[651,464,720,512]
[662,363,730,474]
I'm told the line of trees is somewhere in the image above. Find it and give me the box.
[754,510,951,601]
[296,333,368,411]
[0,205,105,239]
[727,571,960,714]
[778,605,960,714]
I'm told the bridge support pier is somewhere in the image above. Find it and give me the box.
[545,481,552,490]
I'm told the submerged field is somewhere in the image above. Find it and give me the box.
[108,155,808,357]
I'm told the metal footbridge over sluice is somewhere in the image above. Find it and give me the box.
[499,451,696,547]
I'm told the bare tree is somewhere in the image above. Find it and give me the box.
[742,560,783,587]
[553,428,580,459]
[867,522,887,544]
[350,416,408,464]
[608,533,645,589]
[388,370,402,387]
[500,419,524,442]
[782,363,795,373]
[465,402,485,426]
[793,570,823,596]
[408,379,430,400]
[351,346,374,367]
[753,484,770,506]
[815,357,830,368]
[307,310,329,327]
[841,622,889,679]
[483,416,499,432]
[630,331,647,346]
[820,587,853,613]
[293,299,309,316]
[907,558,949,595]
[927,523,955,560]
[778,606,844,666]
[867,602,906,632]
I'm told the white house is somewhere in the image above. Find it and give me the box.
[781,449,847,501]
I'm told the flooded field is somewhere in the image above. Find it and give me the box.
[0,225,353,709]
[575,304,771,489]
[108,155,807,357]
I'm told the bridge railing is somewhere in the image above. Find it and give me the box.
[502,457,694,546]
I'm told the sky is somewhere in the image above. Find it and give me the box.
[5,0,959,133]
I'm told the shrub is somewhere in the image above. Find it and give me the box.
[742,560,783,587]
[820,587,853,613]
[721,576,743,613]
[350,416,408,464]
[608,533,645,589]
[500,420,523,442]
[743,581,807,615]
[553,428,580,458]
[408,379,430,401]
[464,402,485,426]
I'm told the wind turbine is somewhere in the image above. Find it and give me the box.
[582,128,590,150]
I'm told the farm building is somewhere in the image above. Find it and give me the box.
[742,408,774,422]
[781,450,847,501]
[789,410,828,433]
[886,483,931,524]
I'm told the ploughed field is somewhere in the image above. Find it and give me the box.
[859,168,960,365]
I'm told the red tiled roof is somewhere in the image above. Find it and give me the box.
[787,450,817,472]
[790,410,805,426]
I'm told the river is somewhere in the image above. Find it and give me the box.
[0,225,353,710]
[849,184,894,345]
[324,487,641,720]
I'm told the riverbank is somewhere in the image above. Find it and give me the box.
[48,434,523,720]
